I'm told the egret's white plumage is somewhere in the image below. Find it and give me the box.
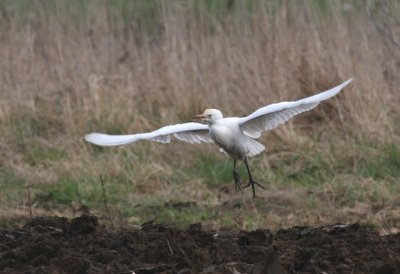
[85,122,211,146]
[85,78,352,196]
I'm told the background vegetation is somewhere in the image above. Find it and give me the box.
[0,0,399,232]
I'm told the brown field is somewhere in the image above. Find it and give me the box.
[0,0,399,233]
[1,214,399,273]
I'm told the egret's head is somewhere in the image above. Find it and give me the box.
[192,109,223,124]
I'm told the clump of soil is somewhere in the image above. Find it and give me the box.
[1,213,399,273]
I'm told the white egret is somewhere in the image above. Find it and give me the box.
[85,79,352,197]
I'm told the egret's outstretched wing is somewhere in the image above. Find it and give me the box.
[85,122,212,146]
[239,79,353,138]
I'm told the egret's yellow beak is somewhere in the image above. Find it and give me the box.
[192,114,206,120]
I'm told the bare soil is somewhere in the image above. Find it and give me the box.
[1,213,399,274]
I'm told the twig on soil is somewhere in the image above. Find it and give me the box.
[166,239,174,255]
[26,181,33,219]
[99,175,111,219]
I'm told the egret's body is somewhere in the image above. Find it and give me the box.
[210,118,246,159]
[85,79,352,197]
[207,117,264,159]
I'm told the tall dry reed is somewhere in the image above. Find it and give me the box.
[0,0,398,194]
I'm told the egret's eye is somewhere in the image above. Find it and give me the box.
[207,114,212,118]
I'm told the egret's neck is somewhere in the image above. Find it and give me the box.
[207,118,223,126]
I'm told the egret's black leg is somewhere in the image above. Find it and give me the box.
[233,159,243,191]
[243,157,265,197]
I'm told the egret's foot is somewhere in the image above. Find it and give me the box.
[233,171,243,191]
[244,180,266,197]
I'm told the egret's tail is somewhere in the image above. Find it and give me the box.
[246,138,266,157]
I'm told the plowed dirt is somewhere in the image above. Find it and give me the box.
[1,213,399,273]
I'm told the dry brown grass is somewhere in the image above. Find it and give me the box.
[1,2,399,132]
[0,1,399,230]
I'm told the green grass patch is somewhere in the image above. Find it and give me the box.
[23,145,68,166]
[8,112,64,150]
[356,142,400,180]
[33,174,132,210]
[271,151,333,187]
[185,153,239,187]
[0,168,27,205]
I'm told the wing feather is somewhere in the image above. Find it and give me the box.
[85,122,211,146]
[239,79,352,136]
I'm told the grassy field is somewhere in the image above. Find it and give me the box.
[0,0,399,232]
